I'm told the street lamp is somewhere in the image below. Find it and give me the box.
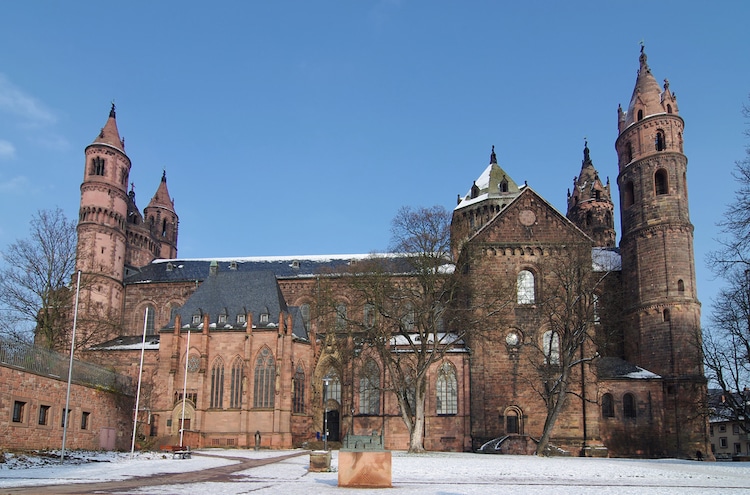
[323,378,329,451]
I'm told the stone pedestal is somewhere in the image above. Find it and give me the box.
[308,450,331,472]
[338,450,392,488]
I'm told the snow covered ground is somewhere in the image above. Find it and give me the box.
[1,449,749,494]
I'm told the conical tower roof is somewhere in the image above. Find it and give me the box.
[619,46,678,131]
[91,103,125,152]
[147,171,176,212]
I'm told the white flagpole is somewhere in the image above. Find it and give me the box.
[130,307,149,457]
[180,329,191,447]
[61,270,82,463]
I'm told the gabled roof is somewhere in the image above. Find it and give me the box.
[455,147,522,212]
[469,186,591,245]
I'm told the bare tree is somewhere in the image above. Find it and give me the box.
[0,208,77,349]
[327,205,513,453]
[528,244,616,455]
[704,98,750,429]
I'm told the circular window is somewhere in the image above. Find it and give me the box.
[187,355,200,372]
[505,331,521,347]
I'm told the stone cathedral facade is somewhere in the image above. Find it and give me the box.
[74,49,708,457]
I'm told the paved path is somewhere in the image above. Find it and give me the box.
[1,451,309,494]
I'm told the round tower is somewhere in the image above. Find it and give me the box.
[76,104,130,335]
[143,171,179,260]
[566,142,615,248]
[615,47,706,457]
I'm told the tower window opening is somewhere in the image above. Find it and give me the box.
[655,169,669,195]
[667,104,673,114]
[637,109,644,121]
[499,178,508,193]
[91,157,105,176]
[623,181,635,208]
[655,130,666,151]
[624,142,633,163]
[678,279,685,292]
[663,308,671,322]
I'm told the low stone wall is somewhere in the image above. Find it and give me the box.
[0,363,134,451]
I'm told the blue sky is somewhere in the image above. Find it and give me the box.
[0,1,748,326]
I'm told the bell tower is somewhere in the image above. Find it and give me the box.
[615,46,706,457]
[566,141,615,247]
[75,104,130,339]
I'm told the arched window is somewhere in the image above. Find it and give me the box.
[323,369,341,405]
[359,359,380,415]
[543,330,560,365]
[300,303,311,327]
[90,157,105,176]
[517,270,535,304]
[655,130,666,151]
[436,362,458,415]
[499,178,509,193]
[637,109,644,121]
[655,169,669,195]
[623,393,637,418]
[144,305,155,335]
[623,181,635,208]
[293,365,305,413]
[253,348,275,408]
[230,357,243,408]
[624,141,633,163]
[678,279,685,292]
[663,308,671,322]
[210,358,224,409]
[667,104,673,114]
[602,393,615,418]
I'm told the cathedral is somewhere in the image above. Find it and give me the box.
[76,48,708,457]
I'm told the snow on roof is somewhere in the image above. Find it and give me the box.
[152,253,392,264]
[624,367,661,379]
[592,247,621,272]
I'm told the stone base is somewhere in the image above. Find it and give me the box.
[308,450,331,472]
[338,450,392,488]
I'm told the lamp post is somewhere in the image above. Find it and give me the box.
[323,378,329,451]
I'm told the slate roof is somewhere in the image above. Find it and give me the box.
[124,254,419,285]
[597,356,660,380]
[166,269,309,340]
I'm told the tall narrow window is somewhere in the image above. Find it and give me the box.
[655,130,666,151]
[517,270,535,304]
[210,358,225,409]
[293,365,305,413]
[38,405,50,425]
[363,303,375,328]
[359,359,380,415]
[625,142,633,163]
[254,348,275,408]
[543,330,560,365]
[623,393,637,418]
[300,304,311,328]
[230,357,244,408]
[623,181,635,207]
[81,411,90,430]
[324,369,341,405]
[12,401,26,423]
[335,303,347,330]
[505,407,521,434]
[637,109,644,121]
[144,305,155,335]
[655,169,669,195]
[436,362,458,415]
[678,279,685,292]
[61,408,71,427]
[602,393,615,418]
[91,157,105,176]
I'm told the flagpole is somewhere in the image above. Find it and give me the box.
[61,270,81,463]
[130,307,149,456]
[180,329,191,447]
